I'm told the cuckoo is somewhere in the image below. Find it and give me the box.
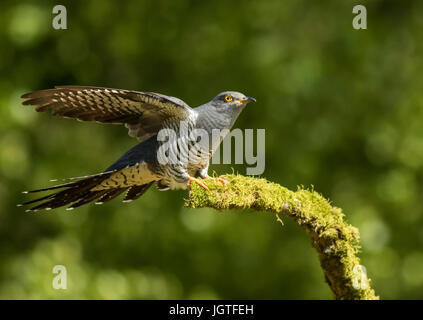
[18,86,255,211]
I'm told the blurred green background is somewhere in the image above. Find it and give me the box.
[0,0,422,299]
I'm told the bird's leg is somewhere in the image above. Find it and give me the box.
[187,176,210,192]
[196,167,228,186]
[204,175,228,185]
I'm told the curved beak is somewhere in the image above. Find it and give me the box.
[235,97,256,104]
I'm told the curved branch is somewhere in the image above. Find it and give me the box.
[185,174,379,300]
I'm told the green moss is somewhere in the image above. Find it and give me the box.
[185,174,379,300]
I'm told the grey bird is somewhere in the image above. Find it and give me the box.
[19,86,255,211]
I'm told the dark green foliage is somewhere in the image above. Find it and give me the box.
[0,0,422,299]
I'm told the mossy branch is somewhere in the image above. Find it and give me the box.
[185,174,379,300]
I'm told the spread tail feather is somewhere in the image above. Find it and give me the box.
[20,166,155,211]
[19,170,154,211]
[20,172,118,211]
[95,188,127,205]
[123,182,154,202]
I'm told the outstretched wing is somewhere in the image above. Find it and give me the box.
[21,85,194,142]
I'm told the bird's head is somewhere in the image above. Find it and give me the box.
[202,91,256,129]
[211,91,256,110]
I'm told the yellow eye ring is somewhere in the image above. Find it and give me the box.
[224,94,232,102]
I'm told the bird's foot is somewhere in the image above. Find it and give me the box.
[187,176,210,192]
[204,175,228,185]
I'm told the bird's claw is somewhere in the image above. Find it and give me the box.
[187,176,210,192]
[204,175,228,186]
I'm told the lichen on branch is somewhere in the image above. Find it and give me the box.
[185,174,379,300]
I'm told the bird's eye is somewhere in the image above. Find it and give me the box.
[224,94,232,102]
